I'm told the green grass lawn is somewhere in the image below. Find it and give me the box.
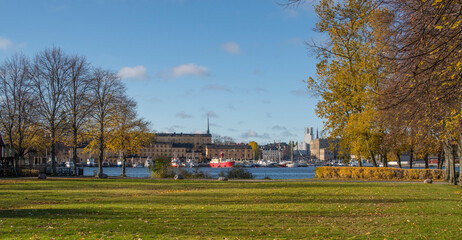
[0,178,461,239]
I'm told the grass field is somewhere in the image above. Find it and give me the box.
[0,178,461,239]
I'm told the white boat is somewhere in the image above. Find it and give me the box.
[87,158,95,167]
[65,161,74,168]
[144,157,154,168]
[257,160,276,167]
[185,159,198,168]
[117,159,123,167]
[286,162,299,168]
[133,162,143,168]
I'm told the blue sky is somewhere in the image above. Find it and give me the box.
[0,0,323,144]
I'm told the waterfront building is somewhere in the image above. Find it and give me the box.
[155,133,212,151]
[205,144,252,161]
[294,127,314,156]
[310,138,339,161]
[260,142,288,161]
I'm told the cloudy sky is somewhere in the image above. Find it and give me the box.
[0,0,322,144]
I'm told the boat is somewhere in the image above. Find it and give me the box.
[209,153,234,168]
[117,159,123,167]
[171,157,181,168]
[133,162,143,168]
[185,159,198,168]
[87,158,95,167]
[65,161,74,168]
[144,157,154,168]
[286,162,299,168]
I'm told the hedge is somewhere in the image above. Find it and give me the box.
[19,168,40,177]
[315,167,445,181]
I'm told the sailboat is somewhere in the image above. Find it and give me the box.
[144,156,153,168]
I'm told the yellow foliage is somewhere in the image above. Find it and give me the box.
[19,169,40,177]
[432,0,443,6]
[451,20,461,29]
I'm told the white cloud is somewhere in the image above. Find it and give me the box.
[241,131,270,139]
[194,130,204,134]
[158,63,210,80]
[272,125,285,131]
[176,112,193,119]
[0,37,12,50]
[245,131,258,138]
[118,66,148,80]
[272,125,295,137]
[221,42,241,55]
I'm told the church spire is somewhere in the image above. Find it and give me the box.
[316,128,319,139]
[207,115,210,134]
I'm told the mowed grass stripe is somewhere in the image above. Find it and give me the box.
[0,179,460,239]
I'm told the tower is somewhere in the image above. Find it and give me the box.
[304,127,314,144]
[206,115,210,134]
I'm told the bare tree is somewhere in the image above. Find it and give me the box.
[0,54,38,171]
[213,135,235,145]
[89,68,125,177]
[30,47,72,175]
[63,55,93,175]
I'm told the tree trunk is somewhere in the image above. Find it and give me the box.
[396,152,402,168]
[409,148,413,169]
[444,142,450,181]
[443,139,456,184]
[437,151,443,170]
[450,147,456,185]
[72,125,78,176]
[122,154,127,177]
[370,151,377,167]
[51,129,57,175]
[382,153,388,168]
[457,136,462,187]
[424,154,429,169]
[7,133,18,175]
[98,127,104,177]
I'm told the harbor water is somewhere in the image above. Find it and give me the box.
[83,166,317,179]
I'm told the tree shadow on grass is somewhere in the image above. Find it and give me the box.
[2,206,460,221]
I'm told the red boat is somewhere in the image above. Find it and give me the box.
[209,152,234,168]
[171,157,181,168]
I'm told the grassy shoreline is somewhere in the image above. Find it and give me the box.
[1,179,460,239]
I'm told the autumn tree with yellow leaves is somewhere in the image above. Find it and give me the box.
[106,96,153,177]
[248,141,261,160]
[381,0,462,185]
[307,0,388,166]
[290,0,462,186]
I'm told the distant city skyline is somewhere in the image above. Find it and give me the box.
[0,0,323,144]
